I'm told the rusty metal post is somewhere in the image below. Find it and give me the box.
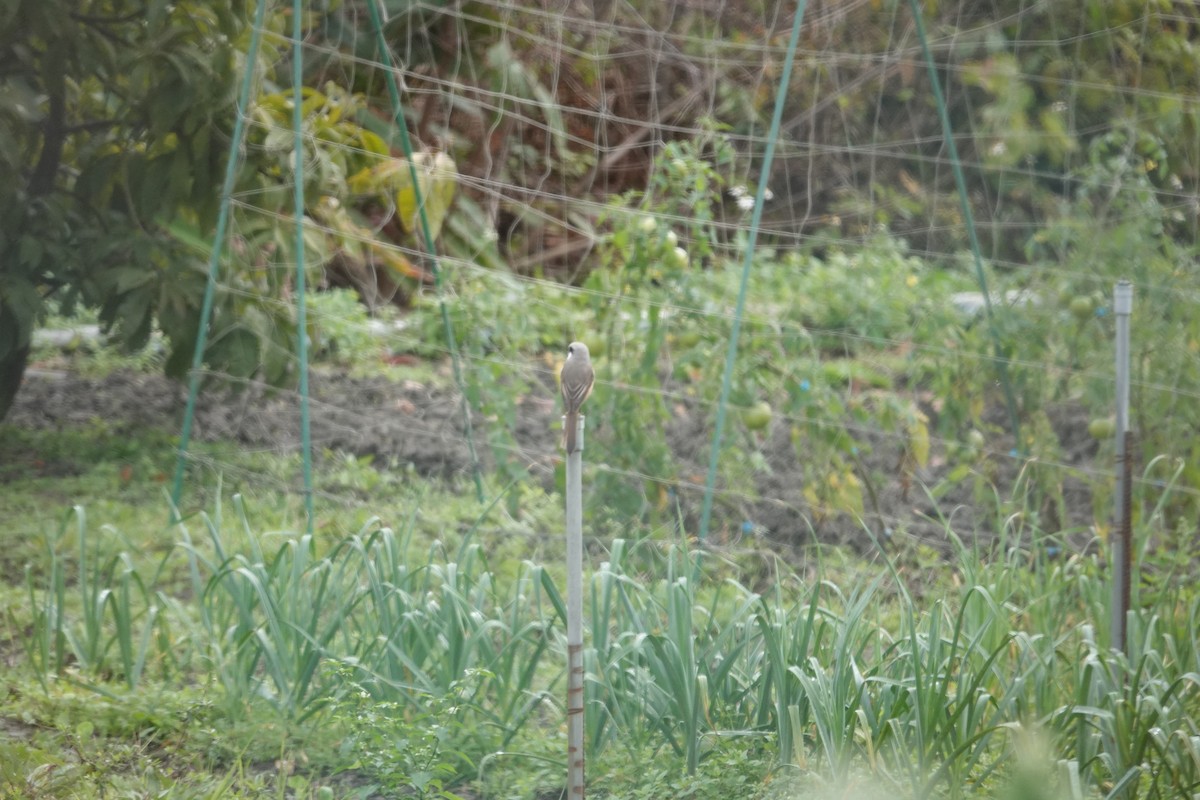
[1111,281,1133,654]
[564,415,586,798]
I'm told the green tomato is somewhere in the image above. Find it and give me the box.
[1088,417,1116,440]
[743,401,772,430]
[1069,295,1094,321]
[671,246,689,269]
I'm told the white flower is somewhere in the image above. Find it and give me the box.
[737,195,755,211]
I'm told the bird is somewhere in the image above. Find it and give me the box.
[560,342,595,454]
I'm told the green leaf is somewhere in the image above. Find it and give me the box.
[262,326,295,386]
[168,149,194,205]
[106,267,155,294]
[74,155,120,207]
[264,127,292,154]
[358,129,389,156]
[209,326,261,380]
[148,77,190,137]
[164,330,198,380]
[0,78,44,124]
[163,216,214,258]
[908,411,931,468]
[115,288,154,351]
[0,275,42,350]
[147,0,173,29]
[396,152,457,241]
[17,236,43,268]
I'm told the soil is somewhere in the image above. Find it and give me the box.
[5,364,1104,554]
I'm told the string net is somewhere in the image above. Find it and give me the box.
[160,0,1200,555]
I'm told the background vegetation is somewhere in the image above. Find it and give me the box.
[3,0,1200,797]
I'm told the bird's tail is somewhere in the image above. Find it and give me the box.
[565,410,579,454]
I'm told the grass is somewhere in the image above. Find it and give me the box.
[3,429,1199,799]
[6,194,1200,796]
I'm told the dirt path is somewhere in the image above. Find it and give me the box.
[7,365,1102,553]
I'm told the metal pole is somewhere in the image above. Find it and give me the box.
[1111,280,1133,654]
[362,1,486,505]
[170,0,269,519]
[697,0,811,541]
[291,0,315,534]
[564,415,586,799]
[908,0,1022,452]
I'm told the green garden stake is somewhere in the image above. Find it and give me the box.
[699,0,810,542]
[364,0,486,504]
[291,0,316,533]
[170,0,269,521]
[907,0,1022,451]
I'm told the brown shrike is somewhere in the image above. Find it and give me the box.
[560,342,595,454]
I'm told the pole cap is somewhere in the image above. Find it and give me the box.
[1114,280,1133,315]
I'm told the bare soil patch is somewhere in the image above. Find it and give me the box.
[6,366,1103,553]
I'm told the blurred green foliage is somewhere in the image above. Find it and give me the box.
[0,3,456,419]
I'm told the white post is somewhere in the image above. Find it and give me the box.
[564,414,586,799]
[1111,280,1133,655]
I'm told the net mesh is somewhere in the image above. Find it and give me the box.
[163,0,1200,551]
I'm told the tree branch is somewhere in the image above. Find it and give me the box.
[29,46,66,198]
[68,11,142,25]
[64,119,120,134]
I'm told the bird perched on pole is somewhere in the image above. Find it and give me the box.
[560,342,595,454]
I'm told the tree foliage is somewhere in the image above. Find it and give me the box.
[0,0,456,420]
[3,0,1197,423]
[0,0,249,418]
